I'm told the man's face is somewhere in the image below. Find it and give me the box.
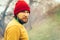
[17,10,30,23]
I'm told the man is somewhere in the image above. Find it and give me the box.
[4,0,30,40]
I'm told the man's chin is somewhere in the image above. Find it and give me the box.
[23,19,28,23]
[23,21,28,23]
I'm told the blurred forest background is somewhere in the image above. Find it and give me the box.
[0,0,60,40]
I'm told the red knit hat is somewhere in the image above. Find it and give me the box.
[14,1,30,16]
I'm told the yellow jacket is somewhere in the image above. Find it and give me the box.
[4,18,29,40]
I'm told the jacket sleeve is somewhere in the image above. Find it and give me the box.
[20,26,29,40]
[4,25,20,40]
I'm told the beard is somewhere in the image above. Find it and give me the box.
[15,16,28,24]
[18,18,28,24]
